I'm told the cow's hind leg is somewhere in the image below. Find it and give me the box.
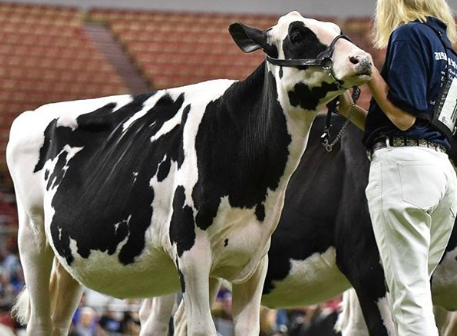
[231,255,268,336]
[49,258,83,336]
[139,294,176,336]
[336,289,369,336]
[15,205,54,336]
[174,277,223,336]
[344,285,395,336]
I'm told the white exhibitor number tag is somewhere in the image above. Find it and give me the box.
[437,77,457,132]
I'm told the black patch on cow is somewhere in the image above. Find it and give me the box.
[157,159,171,182]
[192,63,291,231]
[169,186,195,258]
[288,82,340,111]
[35,91,189,265]
[255,203,266,222]
[176,258,186,293]
[224,239,229,247]
[267,44,279,59]
[279,21,341,110]
[282,21,326,67]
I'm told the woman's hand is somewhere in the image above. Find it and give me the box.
[337,90,355,118]
[336,90,367,131]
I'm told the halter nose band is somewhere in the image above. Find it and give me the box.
[266,34,354,69]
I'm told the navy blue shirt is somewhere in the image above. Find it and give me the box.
[363,17,457,150]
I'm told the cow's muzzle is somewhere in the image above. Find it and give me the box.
[350,55,373,77]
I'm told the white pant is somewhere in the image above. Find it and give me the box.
[366,146,457,336]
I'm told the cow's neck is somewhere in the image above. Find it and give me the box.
[201,62,323,283]
[241,61,318,178]
[194,61,316,220]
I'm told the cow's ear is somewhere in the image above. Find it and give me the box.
[229,23,267,53]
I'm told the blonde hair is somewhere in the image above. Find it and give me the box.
[372,0,457,48]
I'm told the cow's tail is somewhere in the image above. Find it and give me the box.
[11,287,30,325]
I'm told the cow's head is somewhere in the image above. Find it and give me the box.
[229,11,372,111]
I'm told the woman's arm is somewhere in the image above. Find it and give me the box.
[338,66,417,131]
[367,67,416,131]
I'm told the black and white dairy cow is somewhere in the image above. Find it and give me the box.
[157,115,457,336]
[6,11,372,336]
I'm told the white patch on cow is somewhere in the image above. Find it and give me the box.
[148,158,179,252]
[209,196,263,281]
[114,215,131,235]
[208,187,292,284]
[56,114,79,130]
[65,145,83,160]
[432,246,457,310]
[261,247,351,308]
[302,18,340,45]
[377,296,396,335]
[122,93,164,133]
[149,107,184,143]
[42,145,83,191]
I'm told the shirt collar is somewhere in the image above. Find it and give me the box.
[425,16,448,33]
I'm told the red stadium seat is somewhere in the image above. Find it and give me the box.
[0,2,130,176]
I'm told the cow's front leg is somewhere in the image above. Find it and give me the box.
[231,255,268,336]
[178,238,217,336]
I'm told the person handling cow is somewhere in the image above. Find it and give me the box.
[337,0,457,335]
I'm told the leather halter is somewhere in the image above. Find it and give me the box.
[265,34,354,69]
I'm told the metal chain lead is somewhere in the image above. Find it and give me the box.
[322,104,355,152]
[321,86,361,152]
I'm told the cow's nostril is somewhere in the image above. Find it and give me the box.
[349,56,360,65]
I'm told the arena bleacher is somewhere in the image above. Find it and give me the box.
[87,8,280,89]
[0,1,378,232]
[0,2,128,189]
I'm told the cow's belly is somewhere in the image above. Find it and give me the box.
[432,247,457,310]
[56,245,180,299]
[261,247,350,308]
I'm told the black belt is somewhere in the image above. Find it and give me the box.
[368,136,447,160]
